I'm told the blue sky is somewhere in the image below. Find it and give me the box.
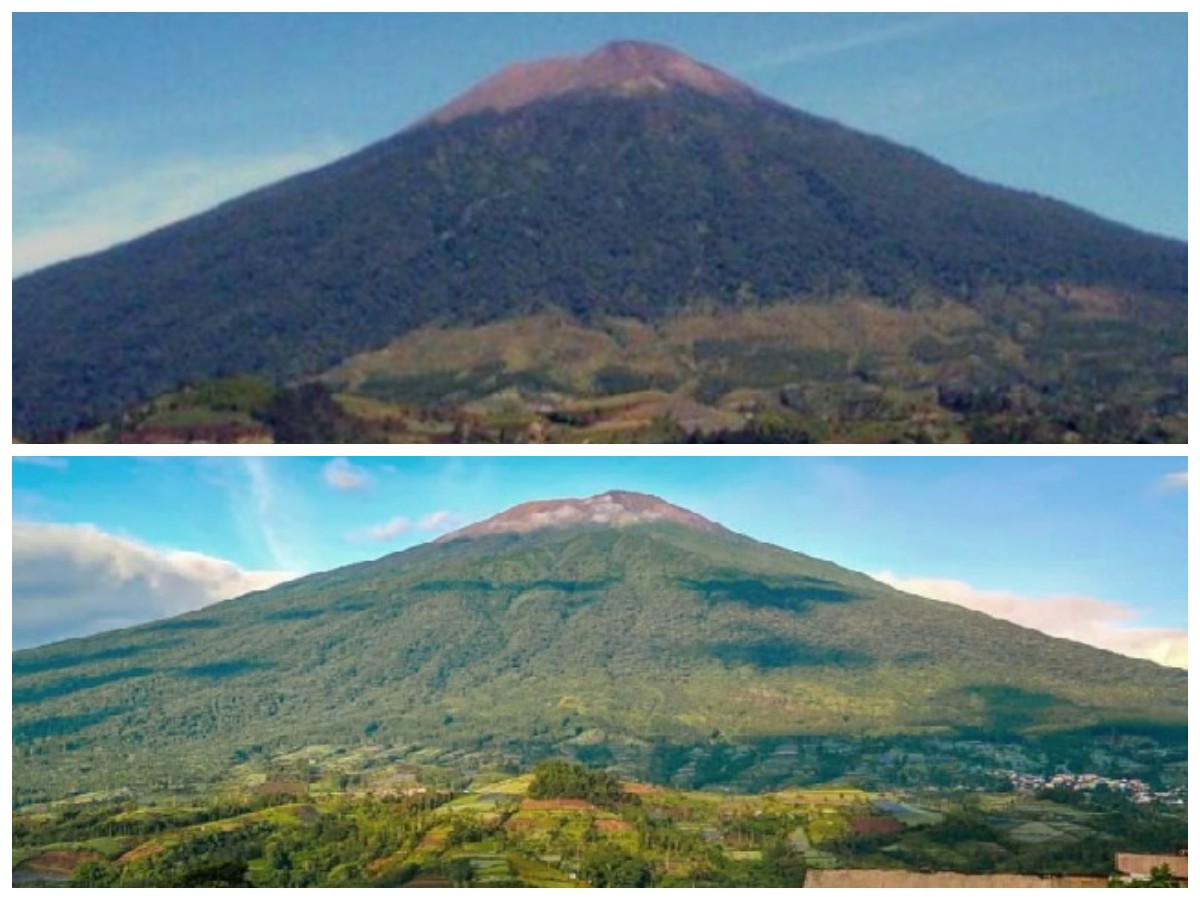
[13,13,1186,273]
[12,456,1188,665]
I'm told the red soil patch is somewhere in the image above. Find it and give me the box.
[851,817,905,837]
[120,423,271,444]
[118,840,166,864]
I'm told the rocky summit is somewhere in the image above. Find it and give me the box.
[427,40,763,123]
[437,490,726,540]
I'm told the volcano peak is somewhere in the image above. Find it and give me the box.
[427,39,760,124]
[436,489,725,541]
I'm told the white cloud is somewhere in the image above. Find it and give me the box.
[13,138,346,275]
[874,571,1187,670]
[418,510,464,532]
[355,516,413,542]
[323,458,373,492]
[1157,471,1187,492]
[13,521,296,649]
[350,510,463,542]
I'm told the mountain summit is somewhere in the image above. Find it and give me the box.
[438,490,725,541]
[427,40,761,124]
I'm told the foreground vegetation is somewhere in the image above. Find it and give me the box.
[12,759,1186,888]
[61,302,1185,444]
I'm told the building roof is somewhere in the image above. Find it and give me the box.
[1116,853,1188,880]
[805,870,1107,889]
[850,816,905,836]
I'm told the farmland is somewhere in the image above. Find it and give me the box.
[12,757,1186,888]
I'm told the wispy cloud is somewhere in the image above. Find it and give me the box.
[739,14,972,72]
[13,520,295,649]
[13,136,346,275]
[875,571,1186,670]
[239,458,312,572]
[843,57,1138,139]
[14,134,89,207]
[323,458,373,492]
[351,510,463,543]
[13,457,69,470]
[418,511,464,533]
[1156,471,1187,492]
[745,14,1169,147]
[243,458,281,565]
[355,516,412,542]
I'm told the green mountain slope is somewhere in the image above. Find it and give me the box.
[13,41,1185,439]
[12,493,1186,803]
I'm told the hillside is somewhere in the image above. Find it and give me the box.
[12,492,1187,804]
[13,41,1186,441]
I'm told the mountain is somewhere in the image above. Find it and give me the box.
[12,41,1186,441]
[12,491,1186,804]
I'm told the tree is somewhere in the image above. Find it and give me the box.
[264,839,293,872]
[1110,864,1180,888]
[528,759,627,806]
[70,860,119,887]
[263,383,359,443]
[446,858,476,887]
[177,859,249,887]
[580,843,653,887]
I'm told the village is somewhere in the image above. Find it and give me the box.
[999,770,1188,806]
